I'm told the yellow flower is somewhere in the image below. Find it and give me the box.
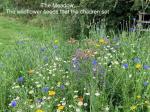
[99,38,105,44]
[36,109,44,112]
[99,38,107,44]
[54,40,59,44]
[28,69,34,75]
[57,105,65,111]
[48,90,56,96]
[95,44,100,47]
[136,95,141,99]
[130,105,137,111]
[135,64,142,69]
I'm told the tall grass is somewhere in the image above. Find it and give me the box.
[0,25,150,112]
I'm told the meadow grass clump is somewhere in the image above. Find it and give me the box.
[0,30,150,112]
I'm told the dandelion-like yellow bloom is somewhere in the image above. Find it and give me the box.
[99,38,108,45]
[135,64,142,69]
[28,69,34,75]
[99,38,105,44]
[36,109,44,112]
[130,105,137,111]
[57,105,65,111]
[48,90,56,96]
[136,95,141,99]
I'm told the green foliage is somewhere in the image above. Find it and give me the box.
[0,0,150,39]
[0,19,150,111]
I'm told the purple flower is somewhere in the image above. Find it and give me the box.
[60,85,65,90]
[17,76,24,83]
[143,65,150,70]
[53,45,58,49]
[72,57,80,71]
[42,87,49,92]
[133,57,141,63]
[10,101,17,107]
[144,81,149,86]
[92,60,97,65]
[122,64,128,69]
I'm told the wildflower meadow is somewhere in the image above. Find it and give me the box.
[0,20,150,112]
[0,0,150,112]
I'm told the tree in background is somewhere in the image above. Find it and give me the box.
[0,0,149,39]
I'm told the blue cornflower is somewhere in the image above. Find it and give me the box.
[144,81,149,86]
[72,57,80,72]
[133,57,141,63]
[10,101,17,107]
[42,87,49,92]
[122,64,128,69]
[143,65,150,70]
[60,85,65,90]
[17,76,24,83]
[92,60,97,65]
[53,45,58,49]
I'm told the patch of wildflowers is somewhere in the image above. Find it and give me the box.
[57,105,65,111]
[42,87,49,92]
[135,63,142,69]
[53,45,58,49]
[17,76,24,83]
[143,65,150,70]
[122,63,128,69]
[144,81,149,86]
[92,60,97,66]
[48,90,56,96]
[10,100,17,107]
